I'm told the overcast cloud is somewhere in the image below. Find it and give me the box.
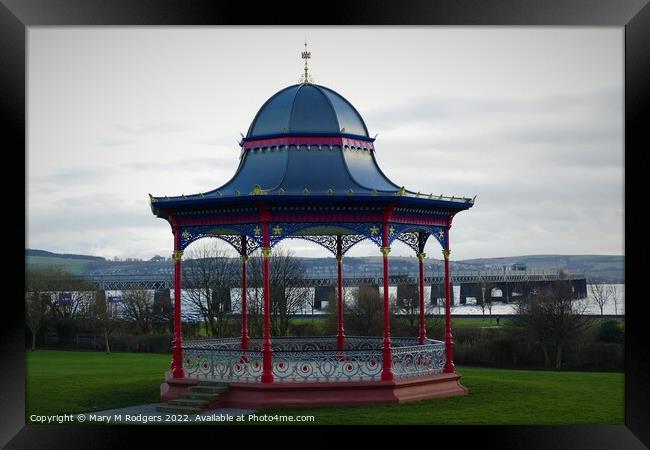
[27,27,623,260]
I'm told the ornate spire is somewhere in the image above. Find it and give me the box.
[300,39,312,84]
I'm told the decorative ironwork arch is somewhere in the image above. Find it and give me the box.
[290,234,338,255]
[389,224,447,250]
[282,233,367,256]
[335,222,385,248]
[261,222,374,254]
[339,234,367,255]
[393,231,426,254]
[179,225,261,255]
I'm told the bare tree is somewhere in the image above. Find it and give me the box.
[248,247,308,336]
[182,241,237,337]
[121,290,155,334]
[478,291,487,318]
[475,279,494,322]
[152,289,174,334]
[274,248,309,336]
[612,285,619,315]
[246,262,265,337]
[394,290,442,338]
[25,292,50,351]
[91,290,116,353]
[47,274,95,322]
[26,267,54,350]
[25,267,56,351]
[394,278,420,336]
[477,277,488,319]
[344,284,386,336]
[485,291,494,321]
[514,273,590,369]
[589,281,616,316]
[26,266,94,348]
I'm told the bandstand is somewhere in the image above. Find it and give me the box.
[150,49,475,408]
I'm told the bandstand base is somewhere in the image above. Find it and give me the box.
[161,372,468,409]
[160,370,199,402]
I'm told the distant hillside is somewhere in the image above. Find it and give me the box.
[25,249,624,283]
[458,255,624,283]
[26,249,105,261]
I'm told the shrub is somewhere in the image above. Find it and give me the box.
[597,320,624,344]
[288,320,323,336]
[454,326,484,345]
[391,316,420,337]
[454,331,544,368]
[107,334,172,353]
[426,320,445,341]
[342,285,386,336]
[563,341,623,371]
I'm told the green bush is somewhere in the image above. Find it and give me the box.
[425,320,445,340]
[108,334,172,353]
[341,286,385,336]
[454,326,484,344]
[288,320,323,336]
[390,316,421,337]
[597,320,624,344]
[563,341,623,371]
[454,332,545,368]
[457,322,625,371]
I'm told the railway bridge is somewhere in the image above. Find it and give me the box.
[85,269,587,309]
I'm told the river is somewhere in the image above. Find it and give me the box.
[443,283,625,316]
[107,283,624,319]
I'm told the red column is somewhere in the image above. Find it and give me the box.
[240,253,249,351]
[417,252,427,344]
[443,234,455,373]
[336,235,345,351]
[260,222,274,383]
[171,226,185,379]
[381,222,394,381]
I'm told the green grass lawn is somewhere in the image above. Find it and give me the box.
[262,367,624,424]
[26,350,170,416]
[26,350,623,424]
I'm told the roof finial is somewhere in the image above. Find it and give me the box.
[300,38,312,84]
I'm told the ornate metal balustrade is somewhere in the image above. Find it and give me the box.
[183,348,264,382]
[392,340,446,379]
[271,349,382,382]
[182,336,445,383]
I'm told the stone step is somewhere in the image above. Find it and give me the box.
[196,380,230,388]
[181,392,222,401]
[169,398,210,408]
[155,404,201,414]
[189,385,229,394]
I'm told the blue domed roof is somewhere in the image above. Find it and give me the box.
[246,84,369,139]
[151,78,476,223]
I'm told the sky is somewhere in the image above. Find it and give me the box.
[26,27,624,261]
